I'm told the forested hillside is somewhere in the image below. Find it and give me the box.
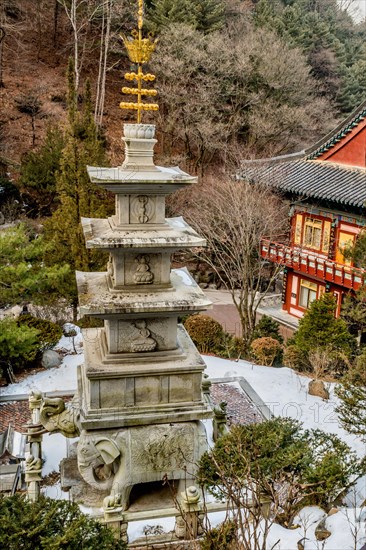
[0,0,365,194]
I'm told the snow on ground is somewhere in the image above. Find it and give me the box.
[6,341,364,457]
[128,516,176,542]
[1,324,82,396]
[126,505,366,548]
[203,355,365,457]
[2,331,366,548]
[1,354,81,396]
[42,433,71,476]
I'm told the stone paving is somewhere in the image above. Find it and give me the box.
[203,289,297,340]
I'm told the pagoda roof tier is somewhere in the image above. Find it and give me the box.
[76,267,212,316]
[81,216,206,249]
[87,165,197,193]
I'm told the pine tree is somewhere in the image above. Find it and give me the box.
[0,317,39,375]
[45,59,112,274]
[253,0,366,112]
[0,224,73,309]
[287,293,355,374]
[341,286,366,341]
[335,350,366,439]
[253,0,281,29]
[147,0,225,33]
[251,315,283,343]
[293,293,353,355]
[19,126,65,217]
[194,0,226,33]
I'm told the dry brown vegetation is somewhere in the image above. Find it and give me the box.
[0,0,129,169]
[0,0,337,179]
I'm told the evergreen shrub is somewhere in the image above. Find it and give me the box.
[284,294,354,374]
[198,417,361,527]
[17,314,62,351]
[0,495,127,549]
[335,348,366,439]
[0,317,39,372]
[252,315,283,343]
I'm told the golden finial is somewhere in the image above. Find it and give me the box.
[120,0,158,124]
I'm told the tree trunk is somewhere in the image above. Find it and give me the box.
[94,0,111,127]
[72,0,80,92]
[31,115,36,147]
[0,27,5,88]
[53,0,60,48]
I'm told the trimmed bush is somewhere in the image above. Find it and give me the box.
[184,314,224,353]
[250,336,283,366]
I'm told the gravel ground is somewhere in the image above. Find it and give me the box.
[210,382,263,426]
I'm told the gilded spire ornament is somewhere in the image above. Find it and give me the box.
[120,0,158,123]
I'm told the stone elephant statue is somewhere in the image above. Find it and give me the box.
[77,422,207,511]
[39,395,80,438]
[77,432,124,494]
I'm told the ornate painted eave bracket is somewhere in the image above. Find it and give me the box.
[120,0,158,123]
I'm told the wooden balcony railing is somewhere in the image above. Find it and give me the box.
[260,239,365,291]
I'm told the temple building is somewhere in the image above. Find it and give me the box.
[241,100,366,320]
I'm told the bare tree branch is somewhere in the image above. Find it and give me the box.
[171,176,288,346]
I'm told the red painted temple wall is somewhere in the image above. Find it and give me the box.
[318,121,366,167]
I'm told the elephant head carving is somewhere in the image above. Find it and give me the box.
[77,433,122,492]
[39,395,80,438]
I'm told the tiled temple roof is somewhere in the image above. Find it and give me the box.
[239,99,366,208]
[241,159,366,208]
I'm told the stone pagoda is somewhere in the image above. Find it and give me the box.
[75,121,212,509]
[39,0,212,512]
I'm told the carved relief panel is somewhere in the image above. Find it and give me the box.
[133,254,154,284]
[108,252,171,288]
[114,195,166,226]
[105,317,177,353]
[131,195,154,224]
